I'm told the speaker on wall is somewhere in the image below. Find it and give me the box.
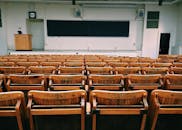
[73,7,82,18]
[136,8,144,19]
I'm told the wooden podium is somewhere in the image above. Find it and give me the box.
[14,34,32,50]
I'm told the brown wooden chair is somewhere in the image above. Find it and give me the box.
[49,75,86,90]
[142,67,169,76]
[0,66,26,75]
[149,89,182,130]
[126,74,163,90]
[27,90,86,130]
[86,67,113,75]
[129,62,151,68]
[88,75,124,91]
[114,67,141,75]
[0,91,26,130]
[90,90,148,130]
[170,67,182,74]
[16,62,39,68]
[6,74,45,91]
[0,61,15,66]
[0,74,5,92]
[85,62,107,67]
[58,66,85,75]
[108,62,128,67]
[63,62,84,67]
[152,62,172,68]
[164,74,182,90]
[27,66,56,75]
[40,61,62,67]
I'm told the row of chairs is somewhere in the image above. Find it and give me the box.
[2,60,182,67]
[1,73,182,92]
[0,89,181,130]
[1,66,182,75]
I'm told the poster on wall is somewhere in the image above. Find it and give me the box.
[0,8,2,27]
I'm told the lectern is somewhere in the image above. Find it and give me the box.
[14,34,32,50]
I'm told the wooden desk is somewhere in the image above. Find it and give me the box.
[14,34,32,50]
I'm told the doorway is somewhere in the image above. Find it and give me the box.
[159,33,170,54]
[26,19,44,50]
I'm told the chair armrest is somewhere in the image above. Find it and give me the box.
[15,99,21,111]
[159,78,164,86]
[115,71,118,75]
[49,79,53,87]
[89,79,92,86]
[143,93,148,109]
[41,79,45,88]
[57,70,61,75]
[166,79,171,85]
[82,70,85,75]
[6,79,11,91]
[27,70,31,75]
[52,70,56,74]
[0,80,3,86]
[110,71,113,75]
[82,80,86,86]
[87,71,90,75]
[120,79,124,87]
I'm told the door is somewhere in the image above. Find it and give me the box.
[27,19,44,50]
[159,33,170,54]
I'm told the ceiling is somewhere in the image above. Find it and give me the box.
[0,0,181,5]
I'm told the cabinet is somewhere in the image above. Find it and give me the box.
[14,34,32,50]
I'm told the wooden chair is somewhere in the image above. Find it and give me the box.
[108,62,128,67]
[85,62,107,67]
[0,74,5,92]
[6,74,45,91]
[88,75,124,91]
[152,62,172,68]
[86,67,113,75]
[90,90,148,130]
[58,66,85,75]
[149,90,182,130]
[27,90,86,130]
[40,61,62,67]
[0,61,15,66]
[129,62,151,68]
[164,74,182,90]
[49,75,86,90]
[63,62,84,67]
[170,67,182,74]
[142,67,169,76]
[172,62,182,67]
[0,66,26,75]
[27,66,56,75]
[126,74,163,90]
[114,67,141,75]
[0,91,26,130]
[16,62,39,68]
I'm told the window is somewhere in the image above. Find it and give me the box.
[147,11,160,28]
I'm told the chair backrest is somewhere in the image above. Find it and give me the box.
[142,67,169,75]
[16,62,39,67]
[40,61,62,67]
[129,62,151,67]
[170,67,182,74]
[165,74,182,90]
[149,89,182,130]
[49,75,86,90]
[87,67,113,75]
[0,91,26,130]
[27,90,86,130]
[114,67,141,75]
[126,74,163,90]
[85,62,107,67]
[152,62,172,68]
[0,61,15,66]
[0,74,5,92]
[108,62,128,67]
[58,66,85,75]
[90,90,148,130]
[0,66,26,74]
[63,62,84,67]
[6,74,45,91]
[28,66,56,74]
[88,75,124,90]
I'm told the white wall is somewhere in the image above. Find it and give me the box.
[0,3,8,55]
[44,4,138,51]
[142,4,178,58]
[176,3,182,54]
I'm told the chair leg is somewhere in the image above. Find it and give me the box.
[29,113,35,130]
[81,112,85,130]
[16,111,23,130]
[150,113,158,130]
[92,114,96,130]
[140,114,147,130]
